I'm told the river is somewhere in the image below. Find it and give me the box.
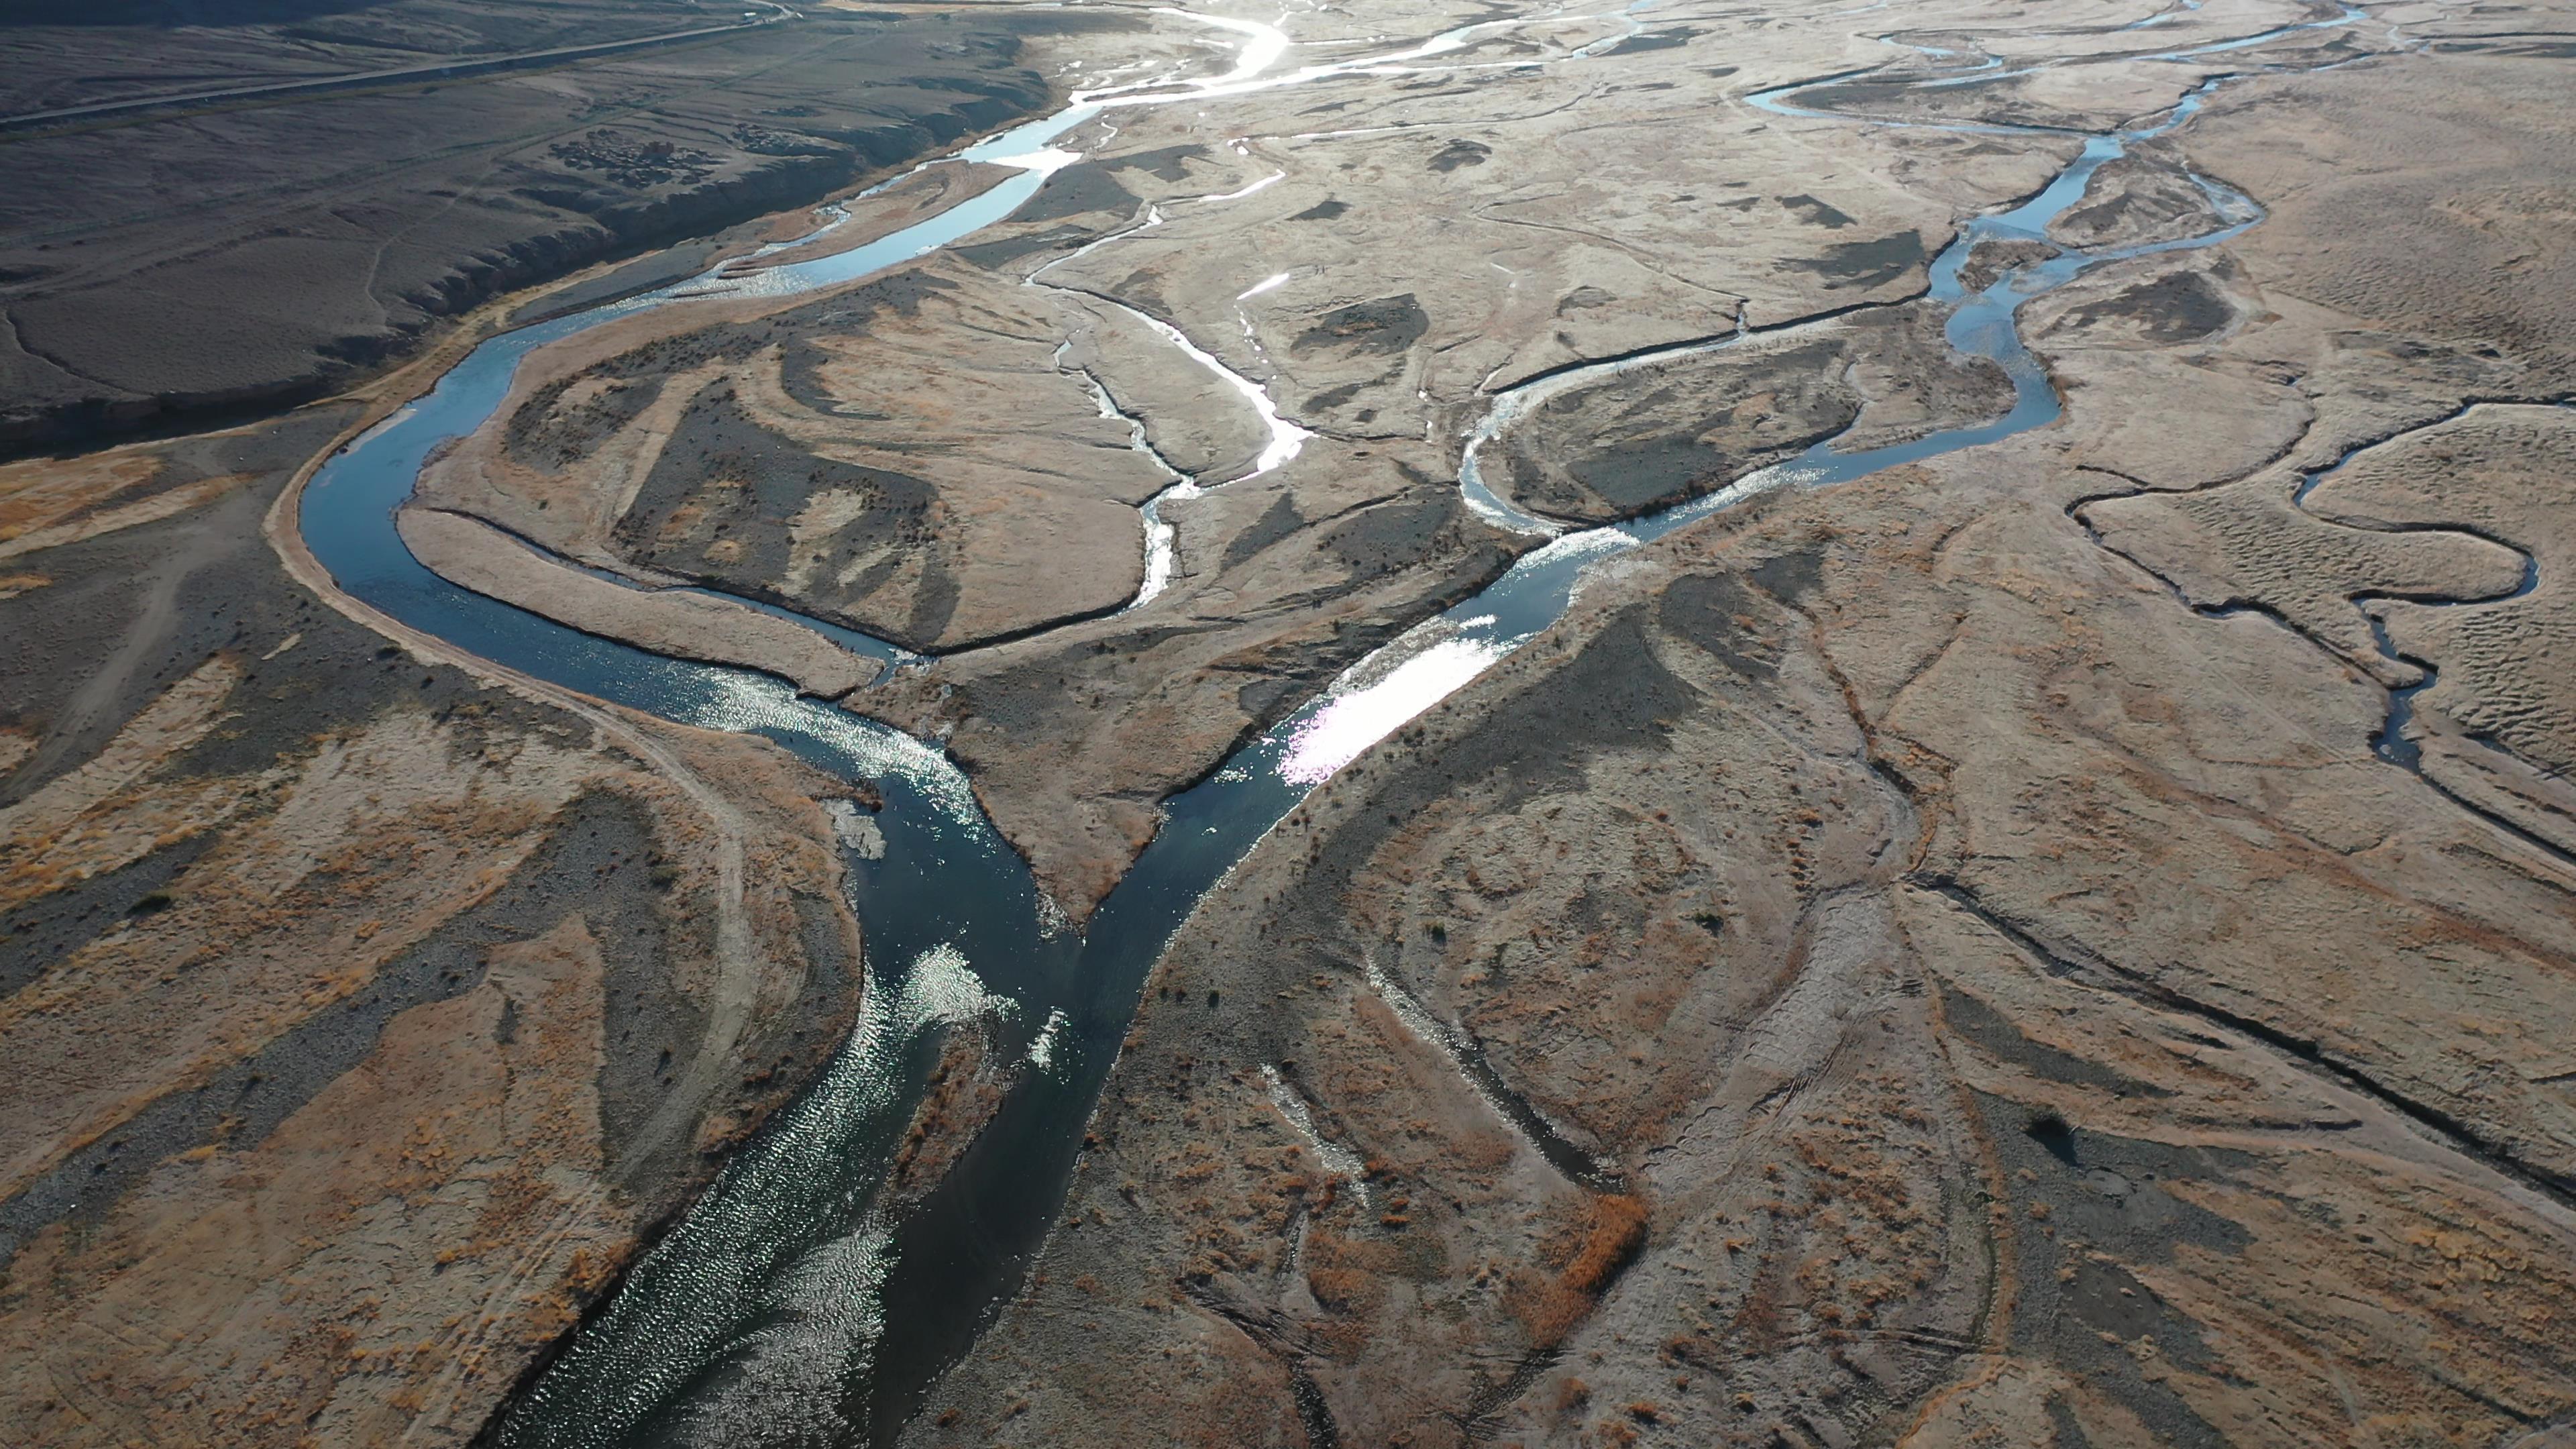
[290,2,2360,1442]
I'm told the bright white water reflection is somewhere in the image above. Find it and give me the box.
[290,0,2359,1441]
[1282,632,1524,783]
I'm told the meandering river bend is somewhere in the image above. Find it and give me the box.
[290,3,2359,1442]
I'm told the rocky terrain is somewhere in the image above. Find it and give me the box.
[2,0,2573,1443]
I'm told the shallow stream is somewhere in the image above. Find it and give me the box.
[291,3,2351,1441]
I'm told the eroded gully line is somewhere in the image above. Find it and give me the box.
[277,1,2442,1442]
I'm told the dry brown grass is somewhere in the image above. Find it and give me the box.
[1507,1193,1650,1347]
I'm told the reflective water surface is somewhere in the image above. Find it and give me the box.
[292,3,2334,1440]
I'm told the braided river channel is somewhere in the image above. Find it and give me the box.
[290,3,2356,1442]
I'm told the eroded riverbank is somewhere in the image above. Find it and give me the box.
[274,0,2563,1442]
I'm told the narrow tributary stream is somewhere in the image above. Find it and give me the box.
[289,5,2369,1443]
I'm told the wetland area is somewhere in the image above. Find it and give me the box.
[3,0,2575,1444]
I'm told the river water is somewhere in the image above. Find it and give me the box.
[291,3,2352,1442]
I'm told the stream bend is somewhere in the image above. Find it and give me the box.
[284,5,2369,1443]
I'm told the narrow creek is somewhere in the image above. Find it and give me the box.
[287,3,2367,1443]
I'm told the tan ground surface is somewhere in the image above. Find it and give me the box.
[6,0,2575,1441]
[416,259,1175,653]
[0,409,871,1445]
[886,1,2576,1445]
[398,504,885,696]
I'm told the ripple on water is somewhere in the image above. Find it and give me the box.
[296,3,2346,1439]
